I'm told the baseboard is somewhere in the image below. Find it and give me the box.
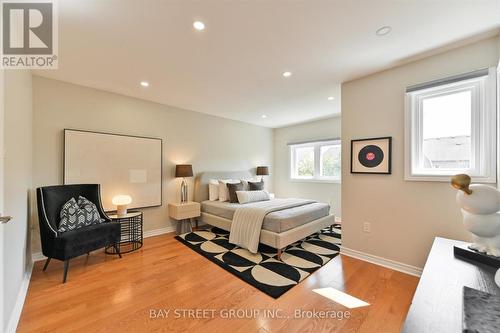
[32,225,177,262]
[31,252,46,262]
[340,246,423,277]
[143,225,176,238]
[5,261,34,333]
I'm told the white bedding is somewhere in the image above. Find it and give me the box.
[228,198,315,253]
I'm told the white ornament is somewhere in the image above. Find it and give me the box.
[452,174,500,257]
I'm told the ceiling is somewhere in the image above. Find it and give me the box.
[34,0,500,128]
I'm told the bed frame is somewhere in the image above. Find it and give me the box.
[194,171,335,260]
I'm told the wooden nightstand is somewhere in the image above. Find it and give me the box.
[168,201,201,235]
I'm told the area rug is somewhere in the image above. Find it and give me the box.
[175,224,341,298]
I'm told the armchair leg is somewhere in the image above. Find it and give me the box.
[42,257,51,271]
[63,260,70,283]
[113,244,122,258]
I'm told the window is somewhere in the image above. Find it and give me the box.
[290,139,341,182]
[405,68,496,182]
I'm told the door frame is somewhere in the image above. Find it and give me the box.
[0,68,5,333]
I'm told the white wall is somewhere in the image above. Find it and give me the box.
[2,70,33,332]
[32,76,273,253]
[273,116,341,218]
[341,36,500,268]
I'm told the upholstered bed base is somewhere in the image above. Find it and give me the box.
[200,212,335,253]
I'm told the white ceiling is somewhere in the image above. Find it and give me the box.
[34,0,500,128]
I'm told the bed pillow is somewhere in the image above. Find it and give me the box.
[240,178,259,191]
[208,179,219,201]
[218,179,240,202]
[236,190,270,204]
[226,182,244,203]
[248,179,264,191]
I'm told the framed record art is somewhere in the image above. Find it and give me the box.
[351,137,392,174]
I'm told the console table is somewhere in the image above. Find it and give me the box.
[403,237,499,332]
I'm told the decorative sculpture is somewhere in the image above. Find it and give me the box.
[451,174,500,257]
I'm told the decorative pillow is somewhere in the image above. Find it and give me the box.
[77,196,104,225]
[218,179,240,202]
[236,190,270,204]
[58,197,103,233]
[240,178,259,191]
[208,179,219,201]
[227,182,244,203]
[248,179,264,191]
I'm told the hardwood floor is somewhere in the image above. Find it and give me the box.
[18,233,419,333]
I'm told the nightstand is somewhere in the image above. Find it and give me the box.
[168,201,201,235]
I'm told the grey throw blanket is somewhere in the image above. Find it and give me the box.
[229,198,315,253]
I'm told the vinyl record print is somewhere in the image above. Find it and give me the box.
[358,145,384,168]
[351,137,392,174]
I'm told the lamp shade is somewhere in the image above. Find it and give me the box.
[256,166,269,176]
[175,164,193,177]
[112,195,132,206]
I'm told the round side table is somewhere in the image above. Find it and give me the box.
[105,211,143,254]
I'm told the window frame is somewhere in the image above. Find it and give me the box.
[289,139,341,183]
[404,68,497,182]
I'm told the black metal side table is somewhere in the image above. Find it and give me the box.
[105,211,143,254]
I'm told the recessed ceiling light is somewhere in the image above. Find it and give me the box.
[328,96,335,101]
[282,71,292,78]
[375,26,392,36]
[140,81,149,87]
[261,115,267,119]
[193,21,205,31]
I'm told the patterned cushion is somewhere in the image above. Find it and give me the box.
[58,196,103,233]
[77,196,105,224]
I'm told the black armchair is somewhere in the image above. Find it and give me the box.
[36,184,121,283]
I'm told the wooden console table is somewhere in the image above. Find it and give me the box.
[403,237,499,332]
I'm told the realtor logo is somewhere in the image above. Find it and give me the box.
[1,0,58,68]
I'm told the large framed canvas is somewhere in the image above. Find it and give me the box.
[64,129,162,211]
[351,137,392,174]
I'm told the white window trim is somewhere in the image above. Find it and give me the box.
[404,67,497,183]
[497,62,500,190]
[289,139,341,183]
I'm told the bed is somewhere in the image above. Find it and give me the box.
[194,171,335,260]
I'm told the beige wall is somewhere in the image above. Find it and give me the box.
[32,76,273,253]
[341,36,500,268]
[497,34,500,59]
[273,116,341,218]
[3,70,33,331]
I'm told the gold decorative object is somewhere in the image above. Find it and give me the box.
[451,174,472,195]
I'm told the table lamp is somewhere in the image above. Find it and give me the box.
[176,164,193,203]
[256,166,269,181]
[112,195,132,216]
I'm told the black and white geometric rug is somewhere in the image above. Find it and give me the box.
[175,224,341,298]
